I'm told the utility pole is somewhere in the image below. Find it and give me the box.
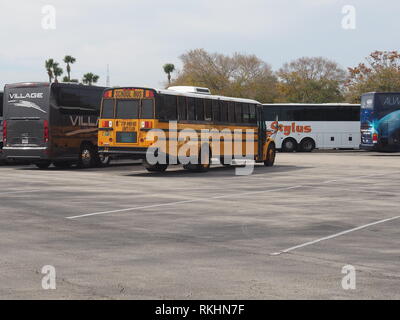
[106,64,110,87]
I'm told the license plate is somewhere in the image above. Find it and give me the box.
[22,138,29,144]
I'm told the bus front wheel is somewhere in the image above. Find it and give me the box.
[264,144,276,167]
[282,138,297,152]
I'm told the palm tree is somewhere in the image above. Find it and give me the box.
[52,62,63,83]
[82,73,99,86]
[163,63,175,85]
[63,55,76,81]
[45,59,54,83]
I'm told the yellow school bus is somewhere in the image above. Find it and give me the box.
[98,86,276,172]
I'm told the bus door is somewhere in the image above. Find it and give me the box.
[114,99,140,145]
[257,106,266,160]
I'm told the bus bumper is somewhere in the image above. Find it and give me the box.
[99,146,149,160]
[2,146,49,162]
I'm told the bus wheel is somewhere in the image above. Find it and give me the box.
[97,153,111,167]
[282,138,297,152]
[184,146,211,172]
[300,138,315,152]
[264,144,276,167]
[79,144,95,168]
[143,160,168,172]
[35,161,51,169]
[53,161,72,169]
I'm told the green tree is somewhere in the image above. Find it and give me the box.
[63,55,76,82]
[45,59,55,83]
[52,62,63,83]
[277,57,346,103]
[82,73,99,85]
[163,63,175,85]
[345,51,400,102]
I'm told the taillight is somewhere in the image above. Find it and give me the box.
[44,120,49,143]
[3,120,7,143]
[372,133,378,143]
[141,121,153,129]
[102,120,112,128]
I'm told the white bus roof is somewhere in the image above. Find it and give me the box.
[111,86,261,105]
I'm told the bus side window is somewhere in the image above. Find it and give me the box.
[195,98,204,121]
[235,103,242,123]
[243,104,250,123]
[220,101,228,122]
[249,104,256,123]
[204,99,212,121]
[212,100,220,122]
[177,96,187,121]
[187,97,195,121]
[158,95,177,121]
[228,102,235,123]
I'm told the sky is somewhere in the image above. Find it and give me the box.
[0,0,399,89]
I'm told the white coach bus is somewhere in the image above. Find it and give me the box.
[262,103,361,152]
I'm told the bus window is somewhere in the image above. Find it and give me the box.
[177,96,187,121]
[204,99,212,121]
[221,101,228,122]
[159,95,177,121]
[116,100,139,119]
[187,97,195,120]
[235,103,242,123]
[212,100,220,122]
[228,102,235,123]
[102,99,114,118]
[141,99,154,119]
[249,104,256,123]
[243,104,250,123]
[195,98,204,121]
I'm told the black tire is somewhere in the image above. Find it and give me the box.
[183,145,211,172]
[143,159,168,172]
[78,144,96,168]
[300,138,315,152]
[97,153,111,167]
[264,143,276,167]
[282,138,297,152]
[53,161,72,169]
[35,161,51,169]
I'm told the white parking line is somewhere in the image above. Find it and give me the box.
[271,215,400,256]
[65,185,304,219]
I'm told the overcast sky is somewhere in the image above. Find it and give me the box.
[0,0,399,89]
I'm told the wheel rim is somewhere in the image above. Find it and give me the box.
[81,149,91,165]
[285,141,294,150]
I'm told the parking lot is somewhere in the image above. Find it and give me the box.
[0,150,399,299]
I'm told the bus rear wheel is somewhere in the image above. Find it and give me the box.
[78,144,96,168]
[300,138,315,152]
[183,146,211,172]
[143,160,168,172]
[264,144,276,167]
[282,138,297,152]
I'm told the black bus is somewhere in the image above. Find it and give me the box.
[2,82,109,168]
